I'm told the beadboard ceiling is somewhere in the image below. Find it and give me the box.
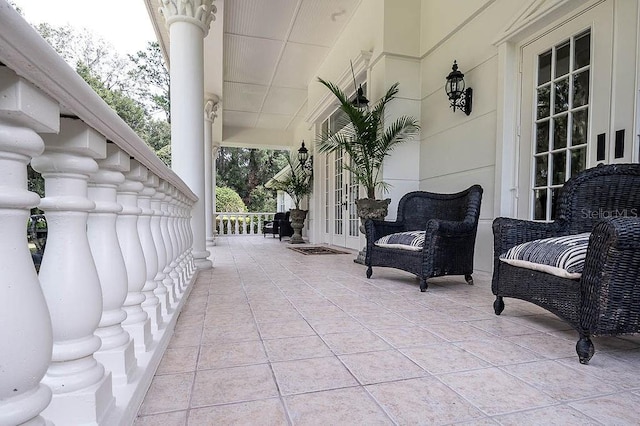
[146,0,361,136]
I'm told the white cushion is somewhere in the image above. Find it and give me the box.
[499,233,590,279]
[374,231,425,251]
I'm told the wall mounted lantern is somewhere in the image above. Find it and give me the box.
[297,140,309,167]
[445,60,472,116]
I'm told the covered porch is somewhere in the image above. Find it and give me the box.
[137,236,640,425]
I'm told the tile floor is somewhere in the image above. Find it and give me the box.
[135,236,640,425]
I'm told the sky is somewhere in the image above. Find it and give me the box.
[12,0,156,55]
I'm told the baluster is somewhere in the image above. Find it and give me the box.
[159,181,178,308]
[139,170,163,335]
[168,189,184,297]
[117,160,152,353]
[150,175,171,319]
[88,144,137,387]
[185,197,196,276]
[0,68,54,426]
[34,117,114,424]
[234,213,240,234]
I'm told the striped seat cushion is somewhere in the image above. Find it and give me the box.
[374,231,425,251]
[499,233,591,279]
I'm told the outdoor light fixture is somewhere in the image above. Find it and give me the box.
[297,140,309,167]
[445,60,472,116]
[350,84,369,109]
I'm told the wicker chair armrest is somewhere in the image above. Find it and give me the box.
[425,218,476,237]
[580,217,640,335]
[364,219,404,242]
[492,217,566,255]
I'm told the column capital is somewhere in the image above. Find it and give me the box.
[159,0,217,35]
[204,95,220,122]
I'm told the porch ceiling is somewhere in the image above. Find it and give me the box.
[146,0,361,142]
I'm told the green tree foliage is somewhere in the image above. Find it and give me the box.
[216,147,288,212]
[215,186,247,212]
[128,42,171,121]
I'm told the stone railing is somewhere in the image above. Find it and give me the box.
[215,212,275,235]
[0,5,198,425]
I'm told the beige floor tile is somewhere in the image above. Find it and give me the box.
[366,376,485,424]
[264,335,333,361]
[400,343,490,374]
[424,321,496,342]
[190,364,279,407]
[439,368,556,416]
[373,326,445,348]
[188,398,288,425]
[506,332,576,359]
[502,359,616,401]
[138,373,194,415]
[308,317,368,335]
[355,312,415,329]
[197,340,267,369]
[468,318,541,337]
[506,314,575,332]
[156,347,199,375]
[454,336,545,365]
[175,313,205,329]
[168,326,203,348]
[284,387,391,425]
[557,351,640,390]
[134,410,187,426]
[339,350,428,385]
[494,405,599,425]
[271,356,358,395]
[201,321,260,344]
[569,392,640,424]
[257,319,316,339]
[321,330,392,355]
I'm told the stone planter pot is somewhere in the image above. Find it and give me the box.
[289,208,307,244]
[354,198,391,263]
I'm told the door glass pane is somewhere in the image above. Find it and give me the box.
[537,85,551,119]
[570,148,586,177]
[536,121,550,153]
[573,70,589,107]
[538,50,552,85]
[571,109,588,146]
[553,114,568,149]
[554,77,569,113]
[533,189,547,220]
[552,151,566,185]
[534,155,548,187]
[555,41,570,77]
[574,32,591,69]
[550,188,560,220]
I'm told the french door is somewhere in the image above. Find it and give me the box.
[329,147,361,250]
[517,1,617,220]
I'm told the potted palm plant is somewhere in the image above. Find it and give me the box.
[317,78,420,260]
[270,155,313,244]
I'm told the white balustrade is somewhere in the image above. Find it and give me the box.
[88,144,137,387]
[117,160,152,354]
[0,67,54,426]
[34,117,114,424]
[139,171,163,335]
[159,181,179,309]
[150,176,171,319]
[215,212,276,235]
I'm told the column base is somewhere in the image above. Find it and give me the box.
[94,340,137,388]
[0,385,52,426]
[193,250,212,270]
[41,373,114,425]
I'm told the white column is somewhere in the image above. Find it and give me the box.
[117,160,152,353]
[204,96,219,245]
[159,181,178,308]
[150,175,171,319]
[139,170,163,335]
[89,144,137,388]
[34,117,114,424]
[160,0,216,270]
[0,68,54,426]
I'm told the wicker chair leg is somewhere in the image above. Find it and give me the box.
[576,335,595,365]
[366,266,372,279]
[419,278,428,292]
[493,296,505,315]
[464,274,474,285]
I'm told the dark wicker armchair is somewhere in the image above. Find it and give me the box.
[492,163,640,364]
[365,185,483,292]
[263,212,287,238]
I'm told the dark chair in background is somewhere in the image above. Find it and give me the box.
[365,185,483,292]
[278,211,294,241]
[263,212,287,238]
[492,163,640,364]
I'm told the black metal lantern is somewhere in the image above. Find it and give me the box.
[350,84,369,109]
[297,140,309,167]
[445,61,472,116]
